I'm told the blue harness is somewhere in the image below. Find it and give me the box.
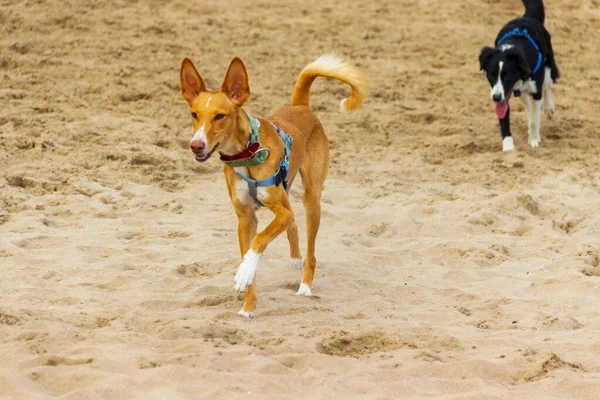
[234,118,292,207]
[497,27,543,79]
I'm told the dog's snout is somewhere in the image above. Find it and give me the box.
[190,140,206,153]
[492,93,502,102]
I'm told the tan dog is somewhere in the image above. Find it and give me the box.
[180,54,366,318]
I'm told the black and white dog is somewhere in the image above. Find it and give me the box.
[479,0,559,151]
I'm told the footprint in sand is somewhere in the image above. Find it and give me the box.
[38,355,94,367]
[317,331,416,357]
[0,311,23,326]
[522,354,585,383]
[175,262,213,277]
[190,294,236,308]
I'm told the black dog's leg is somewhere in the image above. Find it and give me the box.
[529,90,544,147]
[548,52,559,82]
[544,28,560,81]
[499,108,514,151]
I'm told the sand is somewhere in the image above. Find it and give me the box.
[2,0,600,398]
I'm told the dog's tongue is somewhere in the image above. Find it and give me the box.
[495,100,509,119]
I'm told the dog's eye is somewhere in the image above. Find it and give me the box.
[191,112,198,119]
[214,114,226,121]
[500,71,507,80]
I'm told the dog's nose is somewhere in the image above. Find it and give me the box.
[492,94,502,102]
[190,140,206,153]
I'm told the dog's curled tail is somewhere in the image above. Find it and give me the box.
[522,0,545,24]
[291,54,367,112]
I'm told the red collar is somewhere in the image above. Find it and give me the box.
[219,113,270,168]
[219,141,261,162]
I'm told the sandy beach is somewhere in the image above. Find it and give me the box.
[2,0,600,398]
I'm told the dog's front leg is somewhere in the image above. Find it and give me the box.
[522,94,535,140]
[529,96,543,148]
[225,169,260,318]
[232,205,259,318]
[234,187,294,294]
[235,205,258,257]
[542,67,555,118]
[500,108,514,151]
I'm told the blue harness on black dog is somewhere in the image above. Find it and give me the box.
[497,28,543,97]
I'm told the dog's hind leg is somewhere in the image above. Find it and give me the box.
[542,67,555,118]
[296,183,320,296]
[543,28,560,82]
[296,126,329,296]
[543,90,554,119]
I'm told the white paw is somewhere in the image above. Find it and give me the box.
[238,310,254,319]
[295,283,312,296]
[529,139,540,148]
[234,250,261,293]
[502,136,515,152]
[290,258,303,269]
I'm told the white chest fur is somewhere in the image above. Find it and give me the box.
[234,167,268,206]
[516,79,538,95]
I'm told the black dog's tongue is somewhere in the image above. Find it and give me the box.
[495,100,509,119]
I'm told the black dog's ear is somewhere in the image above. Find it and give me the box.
[506,47,531,79]
[479,47,496,71]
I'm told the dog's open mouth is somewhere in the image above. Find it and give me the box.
[194,142,220,163]
[495,91,512,119]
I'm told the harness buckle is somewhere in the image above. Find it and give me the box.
[276,166,289,191]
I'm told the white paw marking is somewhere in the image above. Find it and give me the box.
[234,250,261,293]
[290,258,303,269]
[502,136,515,152]
[529,139,540,148]
[238,310,254,319]
[295,283,312,296]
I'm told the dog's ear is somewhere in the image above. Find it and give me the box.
[180,58,206,105]
[221,57,250,106]
[479,47,496,71]
[506,47,531,79]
